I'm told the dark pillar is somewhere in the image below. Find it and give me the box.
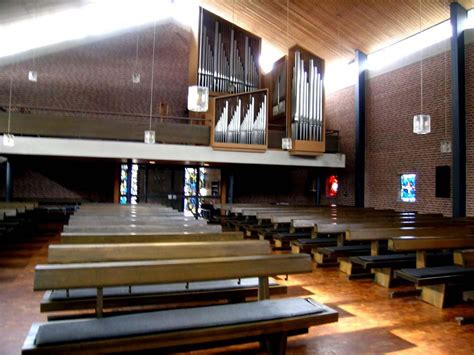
[126,159,132,204]
[451,2,467,217]
[5,160,12,202]
[227,174,234,204]
[355,50,367,208]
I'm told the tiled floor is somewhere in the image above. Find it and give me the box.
[0,233,473,354]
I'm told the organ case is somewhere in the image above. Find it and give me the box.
[207,89,268,152]
[266,45,326,155]
[193,7,262,95]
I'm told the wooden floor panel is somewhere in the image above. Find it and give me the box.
[0,233,473,354]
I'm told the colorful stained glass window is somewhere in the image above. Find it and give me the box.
[400,174,416,202]
[119,163,139,205]
[120,164,128,205]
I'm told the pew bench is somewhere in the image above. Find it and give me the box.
[24,254,338,354]
[349,252,453,288]
[273,232,312,248]
[42,241,287,316]
[390,236,474,307]
[60,231,244,243]
[290,237,338,254]
[313,244,373,269]
[24,298,337,354]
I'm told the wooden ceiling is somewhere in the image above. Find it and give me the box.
[201,0,474,65]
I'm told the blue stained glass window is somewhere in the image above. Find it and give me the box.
[400,174,416,202]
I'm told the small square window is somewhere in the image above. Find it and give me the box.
[400,174,416,202]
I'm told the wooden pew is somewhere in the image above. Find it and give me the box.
[42,241,288,315]
[61,231,244,244]
[62,224,222,233]
[391,236,474,307]
[23,254,338,354]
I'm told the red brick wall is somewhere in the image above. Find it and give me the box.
[325,42,474,216]
[325,85,356,206]
[365,50,453,215]
[0,156,116,202]
[465,41,474,216]
[0,20,191,121]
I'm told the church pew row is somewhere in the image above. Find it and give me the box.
[390,237,474,308]
[23,254,338,354]
[60,231,244,244]
[62,224,222,234]
[41,241,288,316]
[311,226,474,274]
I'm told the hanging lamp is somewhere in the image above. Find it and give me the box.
[144,21,157,144]
[413,0,431,135]
[3,78,15,147]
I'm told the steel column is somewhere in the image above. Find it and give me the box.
[450,2,467,217]
[5,160,12,202]
[355,50,367,208]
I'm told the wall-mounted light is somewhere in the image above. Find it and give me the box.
[187,86,209,112]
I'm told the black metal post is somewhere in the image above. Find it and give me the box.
[450,2,467,217]
[5,160,12,202]
[355,50,367,208]
[126,159,132,205]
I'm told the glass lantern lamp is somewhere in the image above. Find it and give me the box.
[144,130,155,144]
[187,86,209,112]
[413,114,431,135]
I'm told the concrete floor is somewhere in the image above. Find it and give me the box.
[0,232,473,354]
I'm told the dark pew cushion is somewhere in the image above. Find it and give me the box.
[395,266,474,286]
[318,244,371,256]
[273,232,313,241]
[350,254,416,269]
[292,238,338,246]
[35,298,326,346]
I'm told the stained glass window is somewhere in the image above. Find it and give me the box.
[400,174,416,202]
[120,164,128,205]
[131,164,138,205]
[184,167,221,217]
[119,163,139,204]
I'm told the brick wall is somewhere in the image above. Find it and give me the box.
[232,165,316,204]
[325,40,474,216]
[465,41,474,215]
[0,156,116,202]
[365,49,453,215]
[325,85,356,206]
[0,20,191,121]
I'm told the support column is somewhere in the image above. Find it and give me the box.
[126,159,132,204]
[5,160,12,202]
[355,50,367,208]
[451,2,467,218]
[227,173,234,204]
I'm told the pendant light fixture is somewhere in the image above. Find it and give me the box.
[144,21,157,144]
[413,0,431,135]
[132,32,141,84]
[440,35,451,153]
[28,0,38,82]
[3,78,15,147]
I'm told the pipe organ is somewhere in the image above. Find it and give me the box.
[208,89,268,152]
[291,49,324,142]
[197,8,261,94]
[264,45,326,155]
